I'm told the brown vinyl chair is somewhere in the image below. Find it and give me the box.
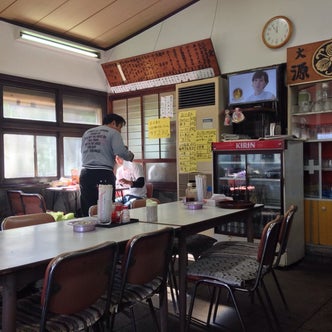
[186,215,283,332]
[1,213,57,297]
[14,241,118,332]
[88,204,98,217]
[21,192,47,214]
[1,213,55,230]
[109,227,174,331]
[131,197,218,314]
[129,197,217,314]
[146,182,154,198]
[7,190,25,215]
[199,205,298,310]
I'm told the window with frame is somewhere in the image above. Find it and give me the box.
[3,86,56,122]
[0,74,107,185]
[4,134,57,178]
[111,89,177,198]
[63,94,103,125]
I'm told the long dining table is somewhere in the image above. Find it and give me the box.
[0,219,176,332]
[130,200,263,332]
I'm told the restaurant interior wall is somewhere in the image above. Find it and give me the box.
[0,21,108,92]
[1,0,331,93]
[108,0,332,77]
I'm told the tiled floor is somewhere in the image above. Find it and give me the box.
[112,254,332,331]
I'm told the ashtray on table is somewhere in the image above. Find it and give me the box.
[185,201,204,210]
[68,219,97,232]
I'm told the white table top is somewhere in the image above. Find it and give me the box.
[0,220,173,275]
[130,200,262,230]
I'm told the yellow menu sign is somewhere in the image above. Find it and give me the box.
[148,118,170,139]
[178,110,216,173]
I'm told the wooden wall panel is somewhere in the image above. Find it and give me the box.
[287,38,332,85]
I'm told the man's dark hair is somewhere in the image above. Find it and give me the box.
[252,70,269,84]
[102,113,126,126]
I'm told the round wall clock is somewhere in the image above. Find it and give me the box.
[262,16,293,49]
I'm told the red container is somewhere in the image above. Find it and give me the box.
[112,203,123,223]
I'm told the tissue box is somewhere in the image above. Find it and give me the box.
[205,199,216,207]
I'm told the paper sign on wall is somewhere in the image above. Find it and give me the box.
[148,118,170,139]
[160,95,174,117]
[178,110,197,172]
[178,110,217,172]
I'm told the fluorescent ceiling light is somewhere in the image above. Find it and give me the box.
[20,30,100,59]
[116,63,127,82]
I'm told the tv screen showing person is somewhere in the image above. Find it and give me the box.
[228,67,277,106]
[246,70,276,102]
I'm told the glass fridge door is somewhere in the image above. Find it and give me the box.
[213,149,282,238]
[214,153,247,200]
[247,152,281,208]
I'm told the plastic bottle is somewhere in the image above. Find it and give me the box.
[185,182,197,202]
[121,206,130,223]
[206,186,212,199]
[146,199,158,222]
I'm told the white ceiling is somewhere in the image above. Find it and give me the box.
[0,0,198,50]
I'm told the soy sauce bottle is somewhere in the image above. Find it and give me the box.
[185,182,197,202]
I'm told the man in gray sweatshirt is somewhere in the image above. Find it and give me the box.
[79,113,134,216]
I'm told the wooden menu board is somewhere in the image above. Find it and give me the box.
[101,38,220,87]
[287,38,332,85]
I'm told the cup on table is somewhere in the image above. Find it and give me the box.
[97,199,112,223]
[146,199,158,222]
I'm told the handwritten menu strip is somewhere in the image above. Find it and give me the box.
[101,39,220,87]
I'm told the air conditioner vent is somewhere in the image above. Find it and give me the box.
[178,82,216,109]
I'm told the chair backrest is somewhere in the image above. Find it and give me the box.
[21,192,47,214]
[40,241,118,328]
[121,227,174,286]
[275,204,298,266]
[130,197,160,209]
[1,213,55,230]
[146,182,153,198]
[256,215,283,267]
[7,190,25,215]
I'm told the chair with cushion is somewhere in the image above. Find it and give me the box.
[186,215,283,332]
[109,227,174,331]
[1,212,55,230]
[1,213,56,297]
[15,241,118,332]
[199,205,298,310]
[7,190,25,215]
[21,192,48,214]
[129,198,217,314]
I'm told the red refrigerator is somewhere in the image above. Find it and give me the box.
[212,138,304,266]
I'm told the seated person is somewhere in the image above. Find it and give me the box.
[115,155,147,207]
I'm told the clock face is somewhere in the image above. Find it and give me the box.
[262,16,292,48]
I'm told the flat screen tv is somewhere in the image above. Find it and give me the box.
[227,65,279,107]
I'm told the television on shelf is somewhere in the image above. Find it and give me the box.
[227,65,280,108]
